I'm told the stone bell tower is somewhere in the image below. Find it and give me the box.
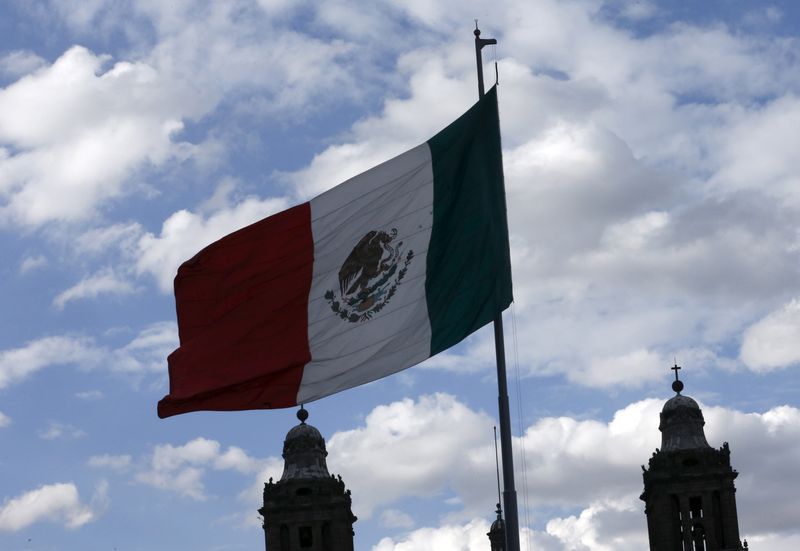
[640,364,747,551]
[260,407,357,551]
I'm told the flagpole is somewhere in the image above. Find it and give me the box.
[474,24,522,551]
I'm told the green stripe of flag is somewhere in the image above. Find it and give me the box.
[425,86,513,356]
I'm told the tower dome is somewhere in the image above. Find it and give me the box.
[659,392,711,452]
[280,409,331,481]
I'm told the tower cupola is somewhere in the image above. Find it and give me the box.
[260,407,357,551]
[281,408,331,480]
[659,389,711,451]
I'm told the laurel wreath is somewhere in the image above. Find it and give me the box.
[325,250,414,323]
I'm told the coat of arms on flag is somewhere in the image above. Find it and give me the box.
[324,229,414,323]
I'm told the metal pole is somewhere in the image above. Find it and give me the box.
[474,24,522,551]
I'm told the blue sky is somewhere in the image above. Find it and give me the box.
[1,1,799,549]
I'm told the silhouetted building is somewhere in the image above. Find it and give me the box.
[260,408,357,551]
[487,502,506,551]
[641,365,747,551]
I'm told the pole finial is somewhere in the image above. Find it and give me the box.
[474,20,481,37]
[297,404,308,424]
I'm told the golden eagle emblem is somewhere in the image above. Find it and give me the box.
[324,228,413,323]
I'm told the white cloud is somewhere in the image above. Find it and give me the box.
[131,1,357,113]
[110,321,177,373]
[214,446,264,474]
[53,268,137,309]
[37,421,86,440]
[0,336,104,389]
[0,0,368,231]
[0,322,177,390]
[600,211,670,251]
[745,533,800,551]
[0,411,9,428]
[45,0,113,32]
[74,389,104,400]
[280,55,476,199]
[743,6,785,27]
[88,454,132,472]
[710,96,800,207]
[19,254,48,274]
[372,518,495,551]
[327,393,494,519]
[380,509,415,530]
[514,399,660,507]
[136,438,223,500]
[545,496,648,551]
[74,222,143,255]
[136,437,265,500]
[0,50,46,78]
[566,349,663,388]
[0,482,103,532]
[0,46,197,227]
[371,517,546,551]
[619,0,658,21]
[740,299,800,371]
[136,195,290,292]
[255,0,298,16]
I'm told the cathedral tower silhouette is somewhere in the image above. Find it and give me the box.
[641,364,747,550]
[260,407,357,551]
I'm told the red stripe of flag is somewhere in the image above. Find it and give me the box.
[157,203,314,418]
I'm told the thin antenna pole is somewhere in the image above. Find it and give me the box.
[494,426,502,510]
[475,23,521,551]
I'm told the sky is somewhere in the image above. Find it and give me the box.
[1,0,799,549]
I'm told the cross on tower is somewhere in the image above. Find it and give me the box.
[671,361,681,381]
[670,360,684,394]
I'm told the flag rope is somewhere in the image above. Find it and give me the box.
[512,302,533,551]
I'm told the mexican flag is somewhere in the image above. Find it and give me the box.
[157,87,512,418]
